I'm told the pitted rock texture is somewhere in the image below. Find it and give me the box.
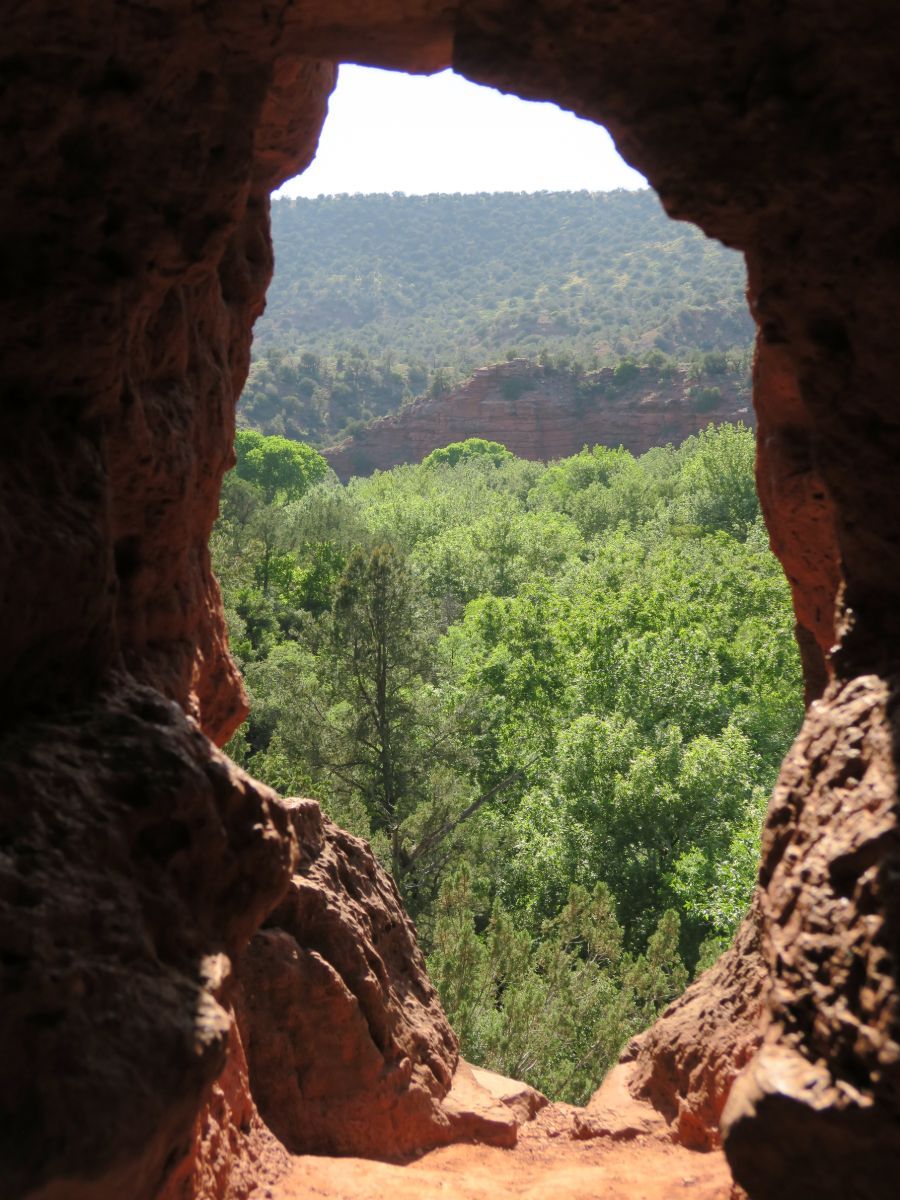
[624,897,767,1150]
[5,1,900,1197]
[237,800,515,1158]
[323,359,752,480]
[3,7,340,1196]
[722,675,900,1198]
[2,5,336,747]
[0,685,294,1200]
[160,1015,289,1200]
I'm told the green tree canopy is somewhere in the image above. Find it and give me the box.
[212,429,803,1104]
[234,429,328,504]
[422,438,514,469]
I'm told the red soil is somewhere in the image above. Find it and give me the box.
[271,1104,734,1200]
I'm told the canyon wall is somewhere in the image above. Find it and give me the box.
[3,3,900,1200]
[323,359,752,480]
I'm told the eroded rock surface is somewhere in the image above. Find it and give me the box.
[2,11,336,1195]
[237,800,516,1158]
[722,675,900,1197]
[751,338,840,705]
[324,359,752,480]
[624,898,767,1151]
[0,685,294,1200]
[272,1106,735,1200]
[160,1016,289,1200]
[4,2,900,1198]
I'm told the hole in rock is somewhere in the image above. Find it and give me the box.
[218,65,802,1118]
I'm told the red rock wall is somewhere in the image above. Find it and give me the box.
[324,359,752,481]
[1,4,343,1192]
[4,4,900,1200]
[624,895,768,1152]
[722,674,900,1194]
[0,687,296,1200]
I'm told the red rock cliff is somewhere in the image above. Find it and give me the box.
[324,359,752,480]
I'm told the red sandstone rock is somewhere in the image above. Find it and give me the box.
[624,897,767,1150]
[271,1106,735,1200]
[0,12,337,1190]
[573,1064,669,1143]
[5,3,900,1199]
[750,332,840,704]
[160,1015,289,1200]
[0,685,295,1200]
[324,359,753,480]
[467,1064,549,1125]
[236,799,516,1158]
[722,676,900,1198]
[439,1060,521,1149]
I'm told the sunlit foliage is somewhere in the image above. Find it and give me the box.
[213,426,801,1102]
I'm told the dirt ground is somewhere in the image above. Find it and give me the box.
[268,1103,735,1200]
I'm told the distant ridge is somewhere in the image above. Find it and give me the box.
[241,190,753,446]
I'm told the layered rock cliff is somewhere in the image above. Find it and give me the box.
[324,358,752,480]
[4,3,900,1200]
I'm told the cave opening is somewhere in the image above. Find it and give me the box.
[5,6,898,1199]
[222,60,801,1141]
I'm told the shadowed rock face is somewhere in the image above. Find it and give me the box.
[2,3,900,1199]
[236,800,460,1160]
[721,674,900,1197]
[2,9,337,1196]
[0,684,296,1200]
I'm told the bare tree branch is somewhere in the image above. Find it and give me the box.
[406,763,531,867]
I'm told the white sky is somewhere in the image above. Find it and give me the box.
[276,66,648,197]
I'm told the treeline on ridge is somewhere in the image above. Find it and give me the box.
[241,190,754,445]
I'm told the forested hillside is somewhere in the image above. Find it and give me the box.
[214,427,801,1104]
[241,191,753,444]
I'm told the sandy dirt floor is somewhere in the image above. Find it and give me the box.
[268,1103,734,1200]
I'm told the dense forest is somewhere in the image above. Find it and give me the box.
[214,427,801,1104]
[241,191,754,445]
